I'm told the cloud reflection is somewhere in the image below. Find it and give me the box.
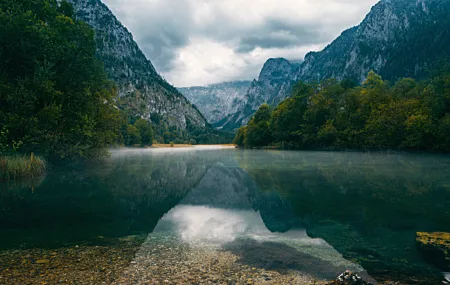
[154,205,364,272]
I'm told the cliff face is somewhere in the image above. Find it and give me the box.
[217,59,299,130]
[221,0,450,131]
[66,0,207,132]
[178,81,251,125]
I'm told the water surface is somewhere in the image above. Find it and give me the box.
[1,147,449,284]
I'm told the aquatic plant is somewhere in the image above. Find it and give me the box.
[0,153,46,181]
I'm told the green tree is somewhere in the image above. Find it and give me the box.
[245,104,272,147]
[233,126,247,147]
[126,125,141,146]
[134,119,153,146]
[270,82,313,145]
[0,0,121,160]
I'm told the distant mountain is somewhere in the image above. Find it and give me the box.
[222,0,450,131]
[217,59,300,130]
[66,0,207,134]
[178,81,251,125]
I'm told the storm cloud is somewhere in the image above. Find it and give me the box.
[102,0,379,87]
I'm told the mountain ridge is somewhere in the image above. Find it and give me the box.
[66,0,207,135]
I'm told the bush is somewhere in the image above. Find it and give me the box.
[169,141,174,147]
[0,153,46,181]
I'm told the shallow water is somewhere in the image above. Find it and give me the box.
[1,147,449,284]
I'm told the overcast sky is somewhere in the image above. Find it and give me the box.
[102,0,379,87]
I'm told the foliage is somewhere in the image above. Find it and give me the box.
[244,104,272,148]
[233,127,247,147]
[133,119,153,146]
[125,125,141,146]
[0,154,46,181]
[235,70,450,152]
[0,0,122,161]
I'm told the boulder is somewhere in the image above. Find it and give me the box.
[326,271,374,285]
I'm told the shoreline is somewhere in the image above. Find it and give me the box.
[151,144,236,149]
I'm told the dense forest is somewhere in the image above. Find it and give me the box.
[0,0,230,164]
[234,70,450,152]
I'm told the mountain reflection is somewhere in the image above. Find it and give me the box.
[1,148,449,283]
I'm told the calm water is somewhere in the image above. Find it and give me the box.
[1,147,450,284]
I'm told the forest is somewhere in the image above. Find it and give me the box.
[234,70,450,152]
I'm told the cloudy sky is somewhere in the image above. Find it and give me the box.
[102,0,379,87]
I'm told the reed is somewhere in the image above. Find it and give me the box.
[0,153,46,181]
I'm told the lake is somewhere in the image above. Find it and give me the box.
[1,147,449,284]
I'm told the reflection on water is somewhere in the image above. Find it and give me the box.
[1,147,449,283]
[152,205,367,280]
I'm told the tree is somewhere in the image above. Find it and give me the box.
[126,125,141,146]
[233,127,247,147]
[270,82,313,145]
[134,119,153,146]
[0,0,122,160]
[245,104,272,147]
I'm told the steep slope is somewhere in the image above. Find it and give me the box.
[296,0,450,83]
[218,58,299,130]
[223,0,450,131]
[66,0,206,134]
[178,81,251,125]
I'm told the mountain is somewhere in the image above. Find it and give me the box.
[66,0,207,134]
[178,81,251,125]
[217,59,300,130]
[222,0,450,131]
[295,0,450,83]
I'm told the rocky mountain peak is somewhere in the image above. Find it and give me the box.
[258,58,296,82]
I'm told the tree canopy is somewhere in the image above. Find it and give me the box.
[0,0,123,160]
[235,70,450,152]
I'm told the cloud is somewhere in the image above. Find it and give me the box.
[102,0,379,86]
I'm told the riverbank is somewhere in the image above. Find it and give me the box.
[0,154,46,181]
[152,144,236,149]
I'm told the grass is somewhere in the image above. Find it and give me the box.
[0,153,46,181]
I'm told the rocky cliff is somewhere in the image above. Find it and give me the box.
[178,81,251,125]
[66,0,207,133]
[217,58,299,130]
[222,0,450,131]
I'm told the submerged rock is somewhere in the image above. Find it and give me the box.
[326,271,373,285]
[416,232,450,271]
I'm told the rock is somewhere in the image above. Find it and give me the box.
[416,232,450,270]
[326,271,373,285]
